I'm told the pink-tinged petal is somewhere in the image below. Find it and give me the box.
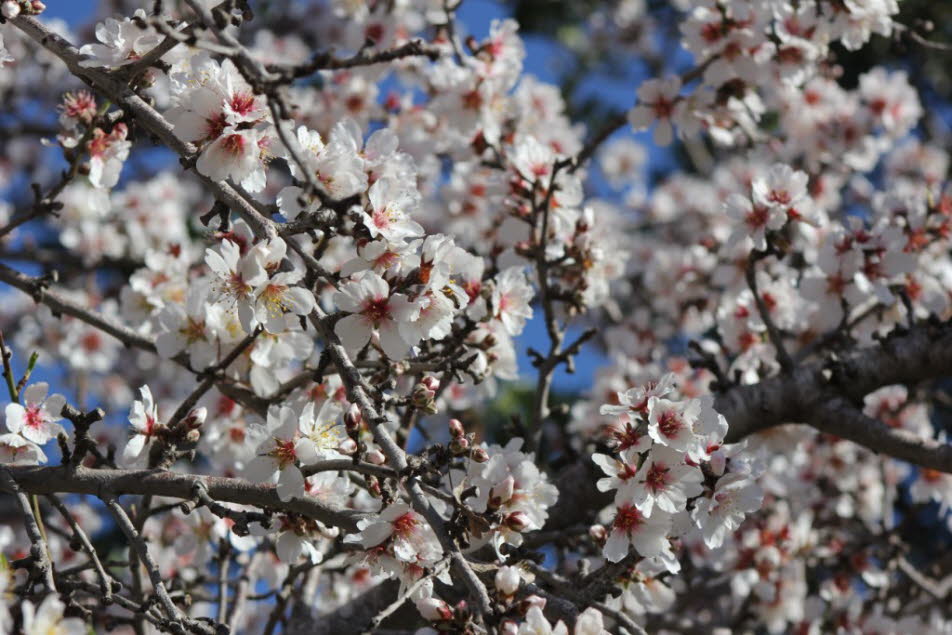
[245,455,279,484]
[4,403,25,434]
[275,532,304,562]
[276,465,305,502]
[377,322,409,360]
[653,120,674,147]
[603,528,630,563]
[359,521,393,548]
[335,314,372,353]
[22,382,49,405]
[43,394,66,421]
[120,434,147,465]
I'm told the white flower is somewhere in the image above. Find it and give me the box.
[592,449,642,505]
[360,176,424,243]
[0,433,47,465]
[725,193,788,252]
[333,271,420,360]
[646,397,701,454]
[604,503,672,562]
[87,123,130,189]
[628,77,683,146]
[246,406,318,502]
[691,472,763,549]
[79,10,162,68]
[21,594,87,635]
[195,126,269,192]
[254,270,316,334]
[630,445,704,514]
[492,267,534,337]
[205,239,268,333]
[121,385,161,466]
[4,382,66,445]
[344,502,442,564]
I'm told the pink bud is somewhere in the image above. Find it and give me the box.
[344,404,361,432]
[338,438,358,455]
[448,418,465,438]
[421,376,440,392]
[29,0,44,13]
[470,447,489,463]
[449,436,470,456]
[415,597,452,621]
[363,448,386,465]
[589,524,607,543]
[504,511,530,532]
[185,407,207,429]
[185,429,201,443]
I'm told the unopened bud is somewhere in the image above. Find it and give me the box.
[470,447,489,463]
[29,0,44,13]
[344,404,361,432]
[494,565,521,596]
[519,594,546,613]
[338,438,358,455]
[185,429,201,443]
[448,418,465,438]
[415,597,452,622]
[421,376,440,392]
[501,621,519,635]
[363,448,386,465]
[367,476,382,498]
[449,436,470,456]
[503,511,530,532]
[410,383,438,414]
[589,524,607,543]
[2,1,20,19]
[184,407,207,429]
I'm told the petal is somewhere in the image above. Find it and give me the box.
[276,466,305,502]
[335,314,372,353]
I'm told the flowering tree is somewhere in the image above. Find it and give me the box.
[0,0,951,632]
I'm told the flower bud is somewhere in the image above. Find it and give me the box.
[344,404,361,432]
[449,435,470,456]
[184,407,207,429]
[448,418,465,438]
[411,382,438,414]
[338,438,358,455]
[415,597,452,621]
[185,429,201,443]
[421,376,440,392]
[2,1,20,19]
[363,448,386,465]
[470,447,489,463]
[29,0,44,13]
[589,524,607,543]
[500,621,519,635]
[519,594,546,613]
[503,511,530,532]
[495,565,521,596]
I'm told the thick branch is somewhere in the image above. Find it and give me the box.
[1,465,364,532]
[716,321,952,470]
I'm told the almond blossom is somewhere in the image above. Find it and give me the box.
[333,270,420,360]
[4,382,65,445]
